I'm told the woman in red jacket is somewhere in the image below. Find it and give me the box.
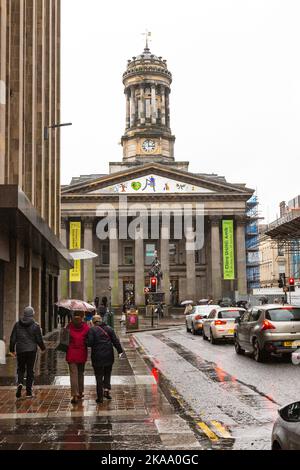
[66,312,90,404]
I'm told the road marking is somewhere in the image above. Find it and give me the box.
[211,420,232,438]
[197,422,219,441]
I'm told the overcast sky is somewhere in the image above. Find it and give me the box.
[61,0,300,222]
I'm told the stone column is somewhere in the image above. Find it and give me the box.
[32,264,41,325]
[151,85,157,124]
[166,89,170,127]
[83,219,95,302]
[236,217,248,296]
[109,226,119,306]
[59,219,70,299]
[210,216,222,300]
[186,222,196,300]
[161,86,166,125]
[125,91,130,128]
[139,85,145,124]
[3,239,20,347]
[161,223,170,304]
[19,247,32,312]
[135,227,144,306]
[130,86,136,127]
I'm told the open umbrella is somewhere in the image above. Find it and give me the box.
[180,300,194,306]
[198,299,209,305]
[55,299,96,312]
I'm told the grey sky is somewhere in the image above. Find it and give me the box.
[61,0,300,222]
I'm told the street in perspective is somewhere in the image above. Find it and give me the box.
[1,0,300,455]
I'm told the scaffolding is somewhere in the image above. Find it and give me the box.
[246,195,262,290]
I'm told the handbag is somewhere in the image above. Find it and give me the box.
[55,327,70,352]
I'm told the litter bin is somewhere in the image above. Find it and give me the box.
[126,308,139,331]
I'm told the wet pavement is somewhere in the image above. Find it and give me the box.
[0,318,201,450]
[134,326,300,450]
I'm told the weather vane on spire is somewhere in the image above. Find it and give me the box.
[142,29,152,50]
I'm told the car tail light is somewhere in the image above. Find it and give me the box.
[215,320,227,326]
[194,315,203,320]
[261,320,275,331]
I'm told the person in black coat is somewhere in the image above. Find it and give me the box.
[9,306,46,399]
[87,314,124,403]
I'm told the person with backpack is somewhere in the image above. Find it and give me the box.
[9,306,46,399]
[87,314,124,404]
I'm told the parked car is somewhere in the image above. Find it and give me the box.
[272,401,300,450]
[234,305,300,362]
[186,305,219,335]
[202,307,245,343]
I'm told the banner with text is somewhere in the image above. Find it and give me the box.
[69,221,81,282]
[222,220,235,280]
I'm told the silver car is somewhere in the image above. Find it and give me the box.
[202,307,245,344]
[272,401,300,450]
[186,305,219,335]
[234,305,300,362]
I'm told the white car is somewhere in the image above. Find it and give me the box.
[186,305,219,335]
[272,401,300,450]
[203,307,245,344]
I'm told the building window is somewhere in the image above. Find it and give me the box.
[124,246,134,265]
[102,244,109,265]
[169,243,177,264]
[145,243,156,265]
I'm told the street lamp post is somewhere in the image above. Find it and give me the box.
[44,122,72,140]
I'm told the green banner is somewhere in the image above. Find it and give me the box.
[222,220,235,280]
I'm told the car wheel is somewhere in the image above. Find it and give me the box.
[272,440,282,450]
[202,329,208,340]
[191,323,197,335]
[186,322,191,333]
[234,338,245,355]
[209,329,217,345]
[253,339,267,363]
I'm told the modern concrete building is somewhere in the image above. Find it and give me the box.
[61,44,254,308]
[0,0,71,343]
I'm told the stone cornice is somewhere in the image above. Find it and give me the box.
[61,192,252,203]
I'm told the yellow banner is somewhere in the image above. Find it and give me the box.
[222,220,235,280]
[69,222,81,282]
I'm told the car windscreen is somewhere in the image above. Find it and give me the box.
[265,308,300,322]
[218,310,243,319]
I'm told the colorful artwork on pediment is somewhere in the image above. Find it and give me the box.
[89,175,214,194]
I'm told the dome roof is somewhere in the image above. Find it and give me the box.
[123,46,172,82]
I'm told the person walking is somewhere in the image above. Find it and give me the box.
[66,312,90,404]
[87,314,124,404]
[9,306,46,399]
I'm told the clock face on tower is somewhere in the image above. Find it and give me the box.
[142,139,156,153]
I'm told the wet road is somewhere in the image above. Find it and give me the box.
[0,328,201,450]
[134,326,300,450]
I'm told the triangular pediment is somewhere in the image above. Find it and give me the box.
[62,163,253,196]
[89,173,214,194]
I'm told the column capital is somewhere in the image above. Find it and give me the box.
[61,218,68,229]
[235,215,248,225]
[209,215,222,225]
[82,217,94,229]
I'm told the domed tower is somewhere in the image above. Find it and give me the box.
[121,43,175,164]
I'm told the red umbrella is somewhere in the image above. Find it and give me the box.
[55,299,96,313]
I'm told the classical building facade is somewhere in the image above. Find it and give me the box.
[61,44,253,308]
[0,0,71,342]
